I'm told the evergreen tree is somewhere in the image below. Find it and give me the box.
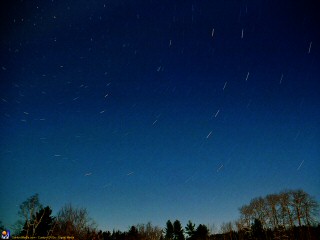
[165,220,174,240]
[173,220,184,240]
[251,219,265,240]
[185,220,195,240]
[127,226,140,240]
[194,224,208,240]
[35,206,55,236]
[102,230,112,240]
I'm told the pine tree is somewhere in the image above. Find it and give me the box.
[185,221,195,240]
[251,219,265,240]
[194,224,208,240]
[173,220,184,240]
[165,220,174,240]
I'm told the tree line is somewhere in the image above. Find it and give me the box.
[238,189,318,229]
[219,189,319,240]
[1,189,319,240]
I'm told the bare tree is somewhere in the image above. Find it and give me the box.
[278,190,294,229]
[265,194,280,229]
[235,219,251,240]
[136,222,163,240]
[17,194,43,236]
[55,204,96,240]
[250,197,268,228]
[220,221,233,234]
[295,190,319,226]
[239,204,253,229]
[206,223,217,236]
[291,190,306,227]
[237,189,319,233]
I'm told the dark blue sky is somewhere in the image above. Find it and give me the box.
[1,0,319,232]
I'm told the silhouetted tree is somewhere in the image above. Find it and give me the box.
[127,226,140,240]
[185,220,195,240]
[136,222,163,240]
[55,204,96,240]
[238,204,253,230]
[292,190,305,227]
[249,197,267,227]
[251,219,265,240]
[220,221,235,240]
[165,220,174,240]
[173,220,184,240]
[110,230,126,240]
[102,230,112,240]
[194,224,208,240]
[265,194,280,229]
[238,189,319,232]
[20,206,55,237]
[293,189,319,226]
[278,190,294,231]
[17,194,44,236]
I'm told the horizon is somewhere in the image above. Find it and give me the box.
[2,188,319,234]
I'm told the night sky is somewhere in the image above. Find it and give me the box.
[1,0,319,232]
